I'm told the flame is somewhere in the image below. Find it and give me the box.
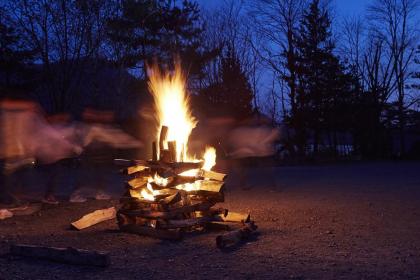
[153,173,168,186]
[202,146,216,171]
[148,62,197,161]
[140,182,158,201]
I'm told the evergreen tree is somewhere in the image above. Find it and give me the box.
[106,0,214,80]
[295,0,351,155]
[198,47,253,120]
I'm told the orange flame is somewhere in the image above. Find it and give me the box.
[147,62,197,161]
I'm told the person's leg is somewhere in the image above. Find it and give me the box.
[41,163,59,204]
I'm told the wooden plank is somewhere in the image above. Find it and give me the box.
[167,141,177,162]
[152,141,158,161]
[71,207,116,230]
[120,224,182,240]
[9,244,110,267]
[197,180,224,193]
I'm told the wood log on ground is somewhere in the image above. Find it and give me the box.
[216,222,258,249]
[214,212,250,223]
[120,224,182,240]
[71,207,116,230]
[9,244,110,267]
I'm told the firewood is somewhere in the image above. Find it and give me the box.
[205,222,242,231]
[71,207,116,230]
[196,180,224,193]
[157,216,215,229]
[120,224,182,240]
[216,222,258,249]
[200,170,227,181]
[127,177,149,189]
[216,212,250,223]
[120,201,214,219]
[167,141,177,162]
[162,192,182,205]
[125,165,148,175]
[159,126,168,156]
[152,141,158,161]
[9,244,110,267]
[161,149,172,163]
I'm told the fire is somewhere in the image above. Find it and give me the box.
[140,62,219,199]
[148,62,197,162]
[202,146,216,171]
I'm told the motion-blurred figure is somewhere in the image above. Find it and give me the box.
[0,98,38,206]
[69,108,142,202]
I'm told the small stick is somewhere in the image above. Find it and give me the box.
[216,222,258,249]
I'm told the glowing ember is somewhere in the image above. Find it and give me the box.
[148,62,197,162]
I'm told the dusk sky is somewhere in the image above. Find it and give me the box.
[197,0,369,17]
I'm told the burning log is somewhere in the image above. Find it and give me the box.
[200,170,227,181]
[71,207,116,230]
[216,222,258,249]
[9,244,110,267]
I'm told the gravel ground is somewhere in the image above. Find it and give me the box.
[1,161,420,280]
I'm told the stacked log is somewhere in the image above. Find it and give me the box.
[114,126,257,243]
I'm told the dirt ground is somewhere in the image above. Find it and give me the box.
[1,161,420,280]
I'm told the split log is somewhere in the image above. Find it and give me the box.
[200,170,227,181]
[123,165,148,175]
[216,222,258,249]
[159,126,168,156]
[120,224,182,240]
[127,177,149,189]
[167,141,177,162]
[215,212,250,223]
[71,207,116,230]
[9,244,110,267]
[161,149,172,163]
[196,180,224,193]
[152,141,158,161]
[162,192,182,205]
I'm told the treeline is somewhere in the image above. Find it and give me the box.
[0,0,419,159]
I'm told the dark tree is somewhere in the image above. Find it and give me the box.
[294,0,351,155]
[106,0,213,81]
[198,47,253,120]
[0,7,34,91]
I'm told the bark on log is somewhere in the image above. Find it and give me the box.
[120,224,182,240]
[216,222,258,249]
[71,207,116,230]
[9,244,110,267]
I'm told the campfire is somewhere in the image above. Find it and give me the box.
[114,63,257,247]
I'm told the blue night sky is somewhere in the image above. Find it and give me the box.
[197,0,369,17]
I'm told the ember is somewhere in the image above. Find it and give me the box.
[114,64,257,243]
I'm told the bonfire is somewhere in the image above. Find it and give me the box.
[114,62,257,248]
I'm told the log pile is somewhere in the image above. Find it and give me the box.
[114,126,257,243]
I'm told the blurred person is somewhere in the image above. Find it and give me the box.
[225,114,280,189]
[39,112,82,204]
[69,108,142,202]
[0,98,38,207]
